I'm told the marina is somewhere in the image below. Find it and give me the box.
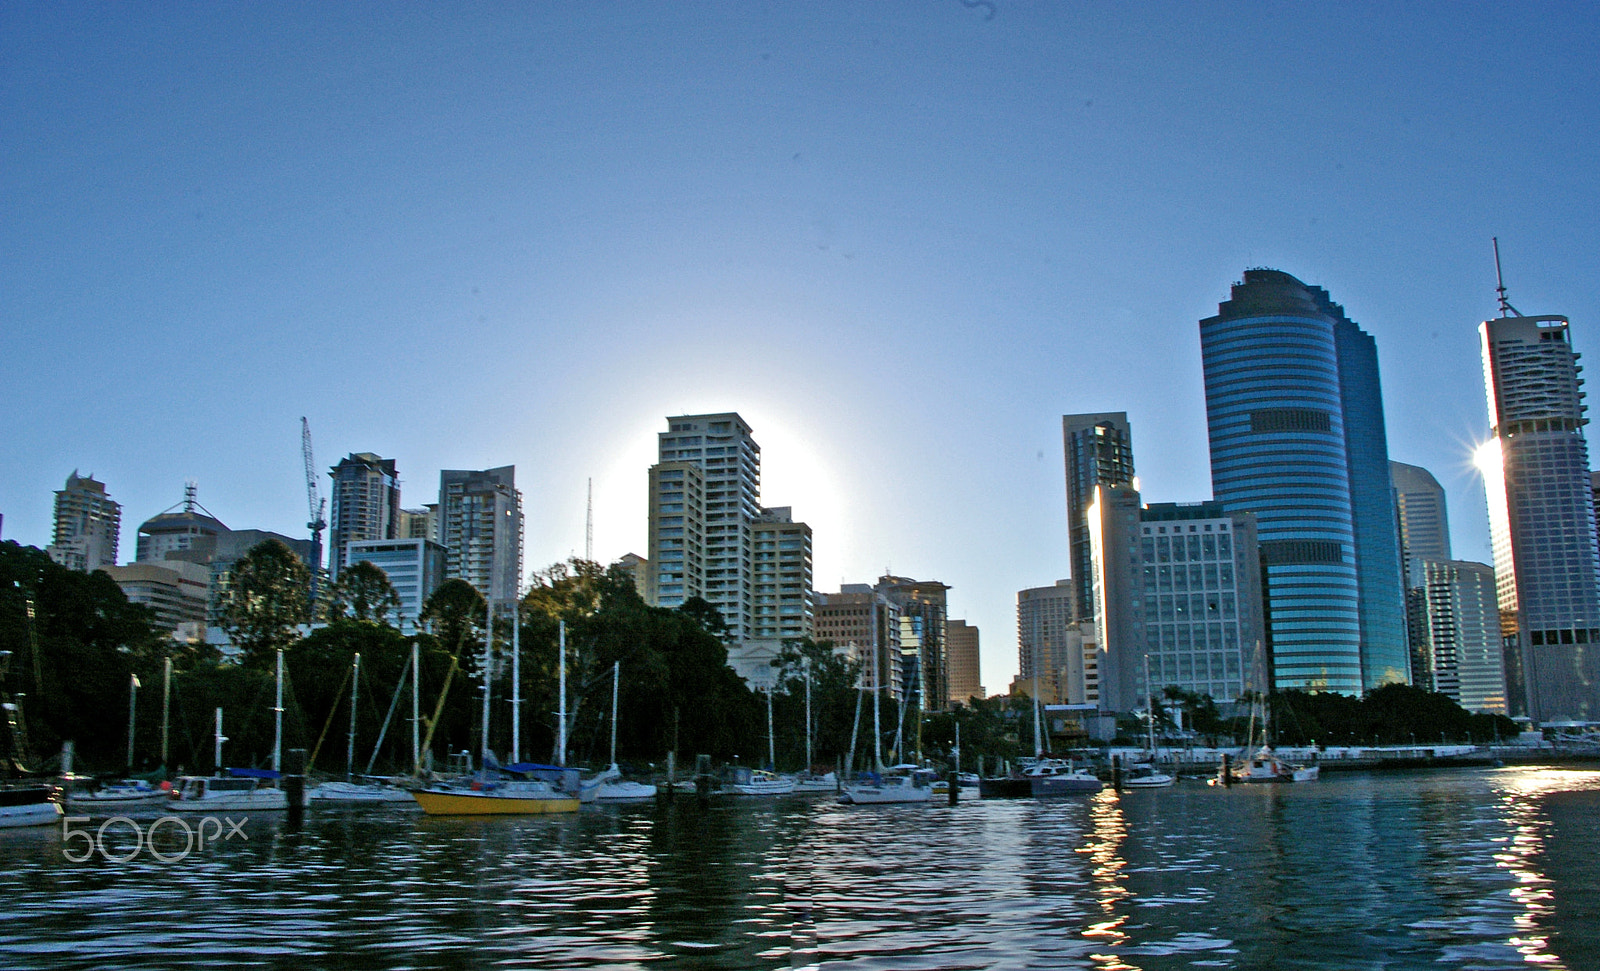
[3,765,1597,969]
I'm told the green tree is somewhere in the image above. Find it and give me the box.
[769,637,862,771]
[327,561,402,625]
[220,539,311,669]
[0,542,169,771]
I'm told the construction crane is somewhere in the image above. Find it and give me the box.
[301,417,327,603]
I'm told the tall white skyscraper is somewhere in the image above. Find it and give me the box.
[646,413,763,639]
[1480,307,1600,722]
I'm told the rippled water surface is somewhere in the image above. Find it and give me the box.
[3,767,1599,970]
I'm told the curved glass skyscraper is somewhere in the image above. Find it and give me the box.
[1200,270,1411,695]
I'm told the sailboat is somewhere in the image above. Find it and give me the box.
[1123,656,1175,789]
[1215,646,1318,785]
[172,650,305,811]
[580,662,657,802]
[310,649,423,807]
[411,616,580,815]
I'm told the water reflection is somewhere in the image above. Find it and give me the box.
[2,770,1599,969]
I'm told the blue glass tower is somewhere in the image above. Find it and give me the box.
[1200,270,1411,695]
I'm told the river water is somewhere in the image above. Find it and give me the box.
[2,765,1598,970]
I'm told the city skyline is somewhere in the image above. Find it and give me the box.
[6,4,1600,695]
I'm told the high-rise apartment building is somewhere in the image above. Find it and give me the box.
[398,506,437,542]
[749,507,813,641]
[1063,413,1134,623]
[1480,309,1600,722]
[1199,269,1410,694]
[328,453,401,578]
[945,619,984,704]
[438,466,524,603]
[1134,502,1265,706]
[47,471,121,571]
[647,414,762,639]
[1017,580,1080,702]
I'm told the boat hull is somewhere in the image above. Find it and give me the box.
[0,792,62,829]
[1032,775,1104,797]
[840,785,932,805]
[978,777,1033,799]
[411,789,580,815]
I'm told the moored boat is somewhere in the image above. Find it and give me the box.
[410,779,580,815]
[62,778,171,812]
[309,779,421,807]
[169,770,305,811]
[0,786,62,828]
[1028,760,1103,797]
[839,768,932,805]
[725,767,795,796]
[1119,762,1176,789]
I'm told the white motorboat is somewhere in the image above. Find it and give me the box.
[839,769,932,805]
[169,771,307,812]
[62,778,171,812]
[1026,760,1103,797]
[308,779,420,806]
[790,770,839,794]
[0,786,62,828]
[579,764,657,802]
[1120,762,1176,789]
[725,767,795,796]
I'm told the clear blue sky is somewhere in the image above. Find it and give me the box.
[5,2,1598,694]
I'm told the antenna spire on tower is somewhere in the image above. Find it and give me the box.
[1493,237,1523,318]
[585,478,593,563]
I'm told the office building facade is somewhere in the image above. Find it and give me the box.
[1199,269,1410,695]
[345,538,447,632]
[1480,311,1600,722]
[1415,559,1508,714]
[1063,413,1134,624]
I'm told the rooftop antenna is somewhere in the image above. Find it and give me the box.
[183,480,199,514]
[1493,237,1523,318]
[585,478,593,563]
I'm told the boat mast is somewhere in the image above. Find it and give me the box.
[511,596,521,764]
[1144,653,1155,756]
[872,610,883,772]
[272,649,284,774]
[766,685,776,771]
[804,656,812,771]
[610,660,619,766]
[345,653,360,781]
[557,620,567,767]
[161,655,171,768]
[481,601,493,772]
[214,707,225,772]
[410,641,420,774]
[126,672,139,772]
